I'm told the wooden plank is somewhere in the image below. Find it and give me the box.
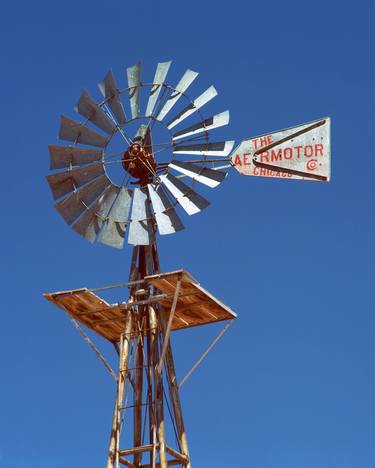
[133,315,144,465]
[119,444,155,456]
[149,306,167,468]
[159,310,191,468]
[106,311,133,468]
[44,269,237,342]
[165,446,189,463]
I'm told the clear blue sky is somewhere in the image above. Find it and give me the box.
[1,1,374,467]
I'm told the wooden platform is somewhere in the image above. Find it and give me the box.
[44,270,237,343]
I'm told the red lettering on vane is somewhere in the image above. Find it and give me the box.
[252,134,273,149]
[315,144,323,156]
[304,145,314,157]
[243,152,251,165]
[271,149,282,161]
[260,151,269,163]
[234,154,242,166]
[296,146,303,158]
[284,148,293,159]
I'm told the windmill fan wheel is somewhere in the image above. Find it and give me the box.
[46,61,234,249]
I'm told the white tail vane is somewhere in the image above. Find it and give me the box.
[231,118,331,181]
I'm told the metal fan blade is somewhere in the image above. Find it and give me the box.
[72,185,116,242]
[166,86,218,130]
[128,187,154,245]
[127,63,141,119]
[98,70,127,125]
[96,186,134,247]
[156,69,198,121]
[145,61,172,117]
[49,146,103,170]
[159,174,209,215]
[46,163,105,200]
[106,186,133,221]
[75,90,117,135]
[172,111,230,141]
[148,183,184,235]
[168,161,227,188]
[59,115,108,148]
[72,184,127,243]
[54,175,111,225]
[173,140,234,156]
[97,220,127,249]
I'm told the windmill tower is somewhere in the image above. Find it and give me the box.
[44,61,331,467]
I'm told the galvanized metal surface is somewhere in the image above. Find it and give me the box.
[148,183,184,235]
[95,187,132,248]
[98,70,127,125]
[72,199,104,242]
[172,111,230,141]
[128,188,154,245]
[127,63,141,120]
[54,175,111,224]
[49,146,103,170]
[48,60,240,247]
[75,90,117,135]
[145,61,171,117]
[156,69,198,121]
[46,163,105,200]
[231,118,331,181]
[166,86,218,130]
[97,219,127,249]
[72,185,116,242]
[168,161,227,188]
[59,115,108,148]
[107,187,133,222]
[159,174,209,215]
[173,140,234,156]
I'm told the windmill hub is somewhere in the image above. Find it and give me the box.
[122,142,157,183]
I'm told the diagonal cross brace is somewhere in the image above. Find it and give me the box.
[156,277,182,374]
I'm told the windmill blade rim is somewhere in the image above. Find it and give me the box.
[98,69,127,125]
[74,89,117,135]
[156,68,199,122]
[173,140,235,156]
[168,161,227,188]
[54,174,112,225]
[59,115,109,148]
[159,173,210,216]
[166,85,218,130]
[46,162,106,200]
[145,61,172,117]
[49,145,103,170]
[172,110,230,141]
[147,183,185,235]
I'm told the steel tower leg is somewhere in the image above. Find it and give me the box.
[106,244,191,467]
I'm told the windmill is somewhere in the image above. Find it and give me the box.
[44,61,331,468]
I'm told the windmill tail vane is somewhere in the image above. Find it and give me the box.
[44,60,331,467]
